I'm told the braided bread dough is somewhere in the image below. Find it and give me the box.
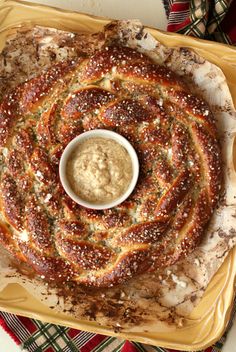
[0,31,222,288]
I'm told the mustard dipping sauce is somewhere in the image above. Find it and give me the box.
[66,137,133,204]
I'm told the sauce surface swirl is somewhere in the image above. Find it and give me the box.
[66,137,133,204]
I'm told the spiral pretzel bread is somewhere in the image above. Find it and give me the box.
[0,45,221,287]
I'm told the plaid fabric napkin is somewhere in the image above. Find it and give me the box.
[162,0,236,45]
[0,298,236,352]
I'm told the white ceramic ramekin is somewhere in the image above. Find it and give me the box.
[59,129,139,210]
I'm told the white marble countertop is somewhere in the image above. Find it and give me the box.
[0,1,235,351]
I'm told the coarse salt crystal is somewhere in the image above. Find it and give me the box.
[157,98,163,106]
[36,170,43,179]
[2,147,8,157]
[19,230,29,242]
[44,194,52,203]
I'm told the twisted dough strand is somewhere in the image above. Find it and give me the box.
[0,46,221,287]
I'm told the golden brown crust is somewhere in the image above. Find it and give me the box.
[0,43,222,287]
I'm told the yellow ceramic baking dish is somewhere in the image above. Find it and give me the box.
[0,1,236,350]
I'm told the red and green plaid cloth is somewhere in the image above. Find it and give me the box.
[162,0,236,45]
[0,296,236,352]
